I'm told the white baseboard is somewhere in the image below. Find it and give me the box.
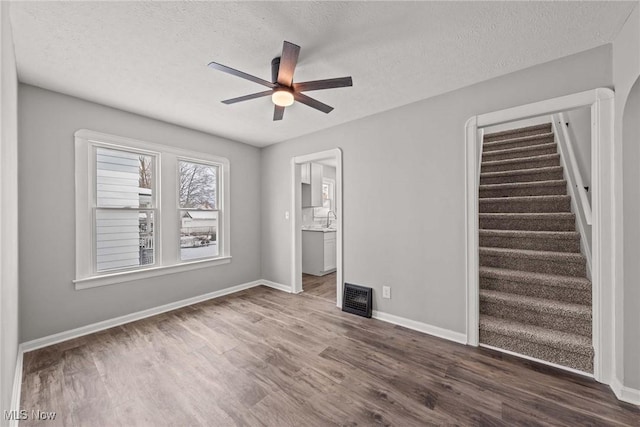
[9,347,24,427]
[372,310,467,345]
[21,279,265,352]
[260,280,293,293]
[610,376,640,406]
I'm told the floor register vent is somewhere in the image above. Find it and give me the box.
[342,283,372,318]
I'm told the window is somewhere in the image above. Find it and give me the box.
[74,130,231,289]
[313,178,335,219]
[178,160,219,261]
[95,147,156,272]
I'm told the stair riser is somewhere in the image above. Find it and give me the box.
[480,169,564,185]
[484,125,552,143]
[480,253,586,277]
[480,184,566,198]
[482,144,557,162]
[479,198,570,213]
[479,330,593,372]
[480,301,591,336]
[480,276,591,305]
[483,135,555,152]
[479,235,580,253]
[480,216,575,231]
[481,156,560,173]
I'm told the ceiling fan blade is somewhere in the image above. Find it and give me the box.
[293,77,353,92]
[273,105,285,121]
[208,62,275,88]
[222,90,273,104]
[277,41,300,87]
[293,92,334,114]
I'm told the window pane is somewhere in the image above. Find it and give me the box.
[96,147,153,208]
[178,161,217,209]
[96,210,154,271]
[180,210,218,260]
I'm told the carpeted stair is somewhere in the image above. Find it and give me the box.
[479,123,593,373]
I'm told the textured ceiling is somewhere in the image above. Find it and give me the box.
[9,1,636,147]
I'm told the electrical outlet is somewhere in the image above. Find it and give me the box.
[382,286,391,299]
[285,211,290,220]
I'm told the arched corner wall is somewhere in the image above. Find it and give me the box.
[622,75,640,390]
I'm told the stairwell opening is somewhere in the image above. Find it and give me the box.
[465,88,616,386]
[477,119,593,374]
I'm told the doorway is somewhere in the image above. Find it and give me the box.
[465,88,615,384]
[291,148,343,308]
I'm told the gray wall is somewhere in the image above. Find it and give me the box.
[261,45,612,335]
[0,2,19,421]
[615,3,640,390]
[18,85,262,342]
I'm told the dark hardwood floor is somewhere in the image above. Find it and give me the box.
[302,272,337,302]
[20,284,639,426]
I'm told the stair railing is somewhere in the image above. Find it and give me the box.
[476,127,485,186]
[552,112,592,225]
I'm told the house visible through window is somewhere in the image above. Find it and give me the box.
[95,147,156,272]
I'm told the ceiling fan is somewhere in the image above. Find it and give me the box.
[208,41,353,121]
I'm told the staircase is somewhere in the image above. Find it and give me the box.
[478,123,593,373]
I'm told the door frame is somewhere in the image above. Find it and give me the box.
[291,148,343,307]
[464,88,615,384]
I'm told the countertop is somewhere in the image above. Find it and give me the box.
[301,227,336,233]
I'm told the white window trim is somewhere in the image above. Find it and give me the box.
[74,129,231,290]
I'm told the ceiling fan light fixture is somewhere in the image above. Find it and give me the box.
[272,89,294,107]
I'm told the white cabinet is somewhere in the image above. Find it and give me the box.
[302,231,336,276]
[300,163,311,184]
[323,234,336,271]
[301,163,322,207]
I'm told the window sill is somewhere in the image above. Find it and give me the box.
[73,256,232,290]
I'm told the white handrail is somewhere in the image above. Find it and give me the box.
[552,113,592,225]
[477,128,485,185]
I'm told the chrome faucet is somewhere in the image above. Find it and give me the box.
[326,211,337,228]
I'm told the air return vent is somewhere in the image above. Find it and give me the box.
[342,283,372,318]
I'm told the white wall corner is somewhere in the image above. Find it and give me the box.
[465,115,480,346]
[465,115,478,130]
[372,310,467,345]
[9,347,24,427]
[595,87,615,100]
[260,280,294,293]
[610,376,640,406]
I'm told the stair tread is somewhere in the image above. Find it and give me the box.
[479,315,592,355]
[480,246,585,262]
[479,229,579,240]
[479,180,566,190]
[481,153,559,167]
[479,194,570,202]
[479,266,590,290]
[480,212,574,219]
[482,142,556,158]
[484,124,552,141]
[480,289,591,318]
[480,166,563,178]
[483,131,555,148]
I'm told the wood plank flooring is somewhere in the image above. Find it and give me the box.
[302,272,337,302]
[20,285,639,426]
